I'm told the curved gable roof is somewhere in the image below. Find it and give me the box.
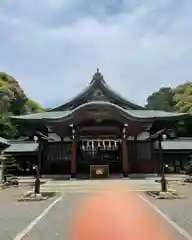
[11,101,188,122]
[50,69,145,111]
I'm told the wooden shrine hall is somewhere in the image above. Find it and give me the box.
[10,69,188,178]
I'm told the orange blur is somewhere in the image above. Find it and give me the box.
[69,187,172,240]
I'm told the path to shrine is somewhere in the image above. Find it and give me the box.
[0,178,191,240]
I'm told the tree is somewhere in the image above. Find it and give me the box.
[172,82,192,136]
[146,82,192,137]
[26,99,44,113]
[146,87,175,111]
[173,82,192,113]
[0,72,44,138]
[0,72,28,115]
[0,94,15,138]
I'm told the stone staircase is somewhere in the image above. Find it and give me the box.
[40,179,162,193]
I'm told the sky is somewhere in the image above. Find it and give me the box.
[0,0,192,108]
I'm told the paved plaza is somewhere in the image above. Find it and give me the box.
[0,178,191,239]
[146,182,192,238]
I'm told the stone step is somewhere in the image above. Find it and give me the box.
[40,188,154,193]
[41,183,159,188]
[40,185,162,192]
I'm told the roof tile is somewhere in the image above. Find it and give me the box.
[4,142,39,153]
[11,102,187,121]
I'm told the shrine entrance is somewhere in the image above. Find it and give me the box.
[45,105,148,177]
[76,139,122,177]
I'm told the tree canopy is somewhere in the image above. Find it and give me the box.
[146,87,175,112]
[0,72,44,138]
[173,83,192,113]
[146,82,192,113]
[146,81,192,136]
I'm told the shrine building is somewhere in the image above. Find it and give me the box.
[7,70,189,178]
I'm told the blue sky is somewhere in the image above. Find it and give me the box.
[0,0,192,108]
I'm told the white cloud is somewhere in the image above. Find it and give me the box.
[0,0,192,107]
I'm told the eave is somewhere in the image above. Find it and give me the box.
[154,139,192,151]
[4,141,39,154]
[11,101,188,123]
[0,137,10,147]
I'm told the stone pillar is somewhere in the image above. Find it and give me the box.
[70,124,76,178]
[122,124,129,177]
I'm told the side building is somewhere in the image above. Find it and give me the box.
[7,70,190,177]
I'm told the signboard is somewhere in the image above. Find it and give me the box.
[90,165,109,179]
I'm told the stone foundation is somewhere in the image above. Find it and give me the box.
[147,190,185,199]
[18,191,56,202]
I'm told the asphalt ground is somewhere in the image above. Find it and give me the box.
[0,180,191,240]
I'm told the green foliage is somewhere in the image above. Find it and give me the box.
[26,99,44,113]
[0,118,17,139]
[146,87,175,111]
[0,72,28,115]
[173,82,192,113]
[0,72,44,138]
[146,82,192,113]
[0,95,10,114]
[146,81,192,137]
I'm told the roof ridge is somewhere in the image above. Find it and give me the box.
[49,70,145,111]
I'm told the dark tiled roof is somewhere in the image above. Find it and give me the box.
[11,101,187,122]
[126,110,185,119]
[50,70,145,111]
[155,139,192,150]
[11,111,70,120]
[4,141,39,153]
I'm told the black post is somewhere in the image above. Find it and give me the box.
[158,139,167,192]
[34,135,44,194]
[34,165,40,194]
[33,131,54,194]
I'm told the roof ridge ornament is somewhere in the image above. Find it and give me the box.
[90,68,106,84]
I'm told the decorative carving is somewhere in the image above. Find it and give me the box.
[88,87,107,101]
[90,69,106,84]
[92,88,104,97]
[95,115,102,123]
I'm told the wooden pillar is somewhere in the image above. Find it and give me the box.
[133,135,137,173]
[122,124,130,177]
[70,124,76,178]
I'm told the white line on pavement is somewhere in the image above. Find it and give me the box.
[138,194,192,240]
[13,195,63,240]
